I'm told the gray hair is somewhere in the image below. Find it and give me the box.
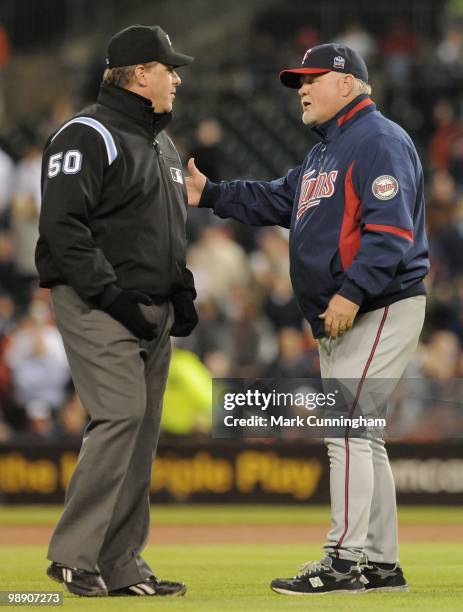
[102,61,157,88]
[354,78,372,95]
[103,65,137,88]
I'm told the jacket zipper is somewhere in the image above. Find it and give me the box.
[318,143,327,171]
[304,143,326,222]
[153,138,174,293]
[290,142,328,260]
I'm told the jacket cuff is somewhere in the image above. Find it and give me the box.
[93,284,122,309]
[198,179,219,209]
[338,278,365,306]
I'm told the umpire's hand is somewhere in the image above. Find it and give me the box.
[105,290,157,340]
[319,293,360,339]
[186,158,207,206]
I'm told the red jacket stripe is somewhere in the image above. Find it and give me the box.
[339,162,361,270]
[364,223,414,242]
[337,98,374,126]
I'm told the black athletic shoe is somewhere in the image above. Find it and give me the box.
[109,576,187,597]
[270,556,366,596]
[46,562,108,597]
[361,562,409,592]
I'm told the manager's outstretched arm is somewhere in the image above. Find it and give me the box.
[186,157,300,229]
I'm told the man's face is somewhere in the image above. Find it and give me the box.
[142,62,181,113]
[298,72,349,126]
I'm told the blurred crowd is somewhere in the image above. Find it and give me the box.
[1,7,463,443]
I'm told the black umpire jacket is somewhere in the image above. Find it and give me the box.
[36,83,194,309]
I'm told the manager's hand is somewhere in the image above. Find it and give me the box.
[186,158,207,207]
[319,293,360,339]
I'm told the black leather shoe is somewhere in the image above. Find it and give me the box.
[109,575,186,596]
[47,562,108,597]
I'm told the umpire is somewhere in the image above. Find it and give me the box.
[36,25,197,597]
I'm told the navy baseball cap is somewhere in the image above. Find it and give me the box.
[280,43,368,89]
[107,25,194,68]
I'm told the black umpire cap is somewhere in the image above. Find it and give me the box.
[106,25,194,69]
[280,43,368,89]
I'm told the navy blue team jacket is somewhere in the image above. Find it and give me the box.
[199,94,429,338]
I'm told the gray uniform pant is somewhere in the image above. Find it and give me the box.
[319,295,426,564]
[47,285,174,591]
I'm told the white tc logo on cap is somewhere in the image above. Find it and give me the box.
[302,48,312,63]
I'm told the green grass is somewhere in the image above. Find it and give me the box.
[0,543,461,611]
[0,506,460,610]
[0,504,461,526]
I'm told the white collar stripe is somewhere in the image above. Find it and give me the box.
[51,117,118,165]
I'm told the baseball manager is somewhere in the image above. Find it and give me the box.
[187,43,429,595]
[36,25,197,597]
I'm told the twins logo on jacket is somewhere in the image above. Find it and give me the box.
[297,169,338,220]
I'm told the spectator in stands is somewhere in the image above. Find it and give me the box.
[188,225,251,301]
[379,17,418,86]
[189,118,224,182]
[425,170,458,292]
[37,95,74,145]
[421,330,461,379]
[388,332,462,440]
[0,291,14,339]
[186,119,225,241]
[0,21,10,125]
[334,22,376,65]
[249,227,290,288]
[0,145,14,226]
[426,170,457,237]
[433,195,463,278]
[4,292,70,433]
[10,136,42,302]
[436,23,463,77]
[264,274,304,331]
[203,349,232,378]
[263,327,319,378]
[0,291,14,431]
[229,283,275,377]
[247,32,280,91]
[0,231,20,300]
[295,26,320,56]
[185,297,231,360]
[448,129,463,188]
[428,99,457,171]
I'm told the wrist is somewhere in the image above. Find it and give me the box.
[198,179,219,208]
[338,278,364,306]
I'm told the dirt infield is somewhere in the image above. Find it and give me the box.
[1,523,462,546]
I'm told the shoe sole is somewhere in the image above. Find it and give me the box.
[169,586,187,597]
[47,566,108,597]
[366,585,409,593]
[109,586,187,597]
[63,584,108,597]
[271,587,366,596]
